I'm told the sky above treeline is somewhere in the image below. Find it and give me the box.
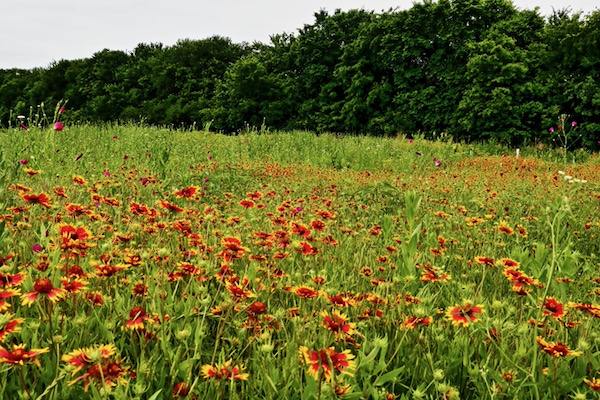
[1,0,598,70]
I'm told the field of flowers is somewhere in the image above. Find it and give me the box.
[1,124,600,399]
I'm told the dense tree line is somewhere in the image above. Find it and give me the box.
[1,0,599,147]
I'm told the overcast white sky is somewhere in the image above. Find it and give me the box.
[1,0,598,70]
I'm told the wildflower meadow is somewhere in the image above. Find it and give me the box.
[1,123,600,399]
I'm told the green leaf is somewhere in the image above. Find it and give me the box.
[147,389,163,400]
[358,346,380,368]
[303,374,318,400]
[374,367,405,386]
[559,378,581,394]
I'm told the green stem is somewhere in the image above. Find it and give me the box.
[18,367,33,400]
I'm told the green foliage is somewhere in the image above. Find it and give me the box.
[1,2,600,148]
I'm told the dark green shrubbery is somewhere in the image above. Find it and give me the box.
[1,0,599,148]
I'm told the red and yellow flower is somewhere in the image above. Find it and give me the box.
[321,310,356,337]
[0,344,49,367]
[584,377,600,391]
[536,336,582,358]
[173,381,197,398]
[215,237,249,262]
[201,359,249,381]
[298,346,356,382]
[0,254,15,268]
[445,300,485,327]
[541,297,567,319]
[0,288,21,312]
[124,306,155,331]
[63,343,129,392]
[20,192,52,208]
[497,220,514,235]
[60,277,88,294]
[173,186,199,199]
[403,316,433,329]
[567,302,600,318]
[0,314,25,342]
[21,278,67,306]
[62,343,117,375]
[291,286,322,299]
[72,175,87,185]
[57,223,96,250]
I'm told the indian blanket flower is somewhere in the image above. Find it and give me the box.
[124,306,155,331]
[247,191,262,200]
[298,242,320,255]
[536,336,582,358]
[57,223,95,250]
[291,222,311,238]
[497,220,514,235]
[91,261,128,277]
[0,253,14,268]
[173,381,197,398]
[72,175,87,185]
[516,224,528,238]
[403,316,433,329]
[215,237,249,262]
[227,281,256,301]
[247,301,267,316]
[541,297,567,319]
[475,257,495,266]
[503,269,540,289]
[420,265,451,282]
[239,200,255,208]
[60,277,88,294]
[0,271,23,287]
[498,258,520,269]
[65,203,92,217]
[333,380,352,396]
[445,300,485,327]
[131,281,148,297]
[62,344,129,392]
[62,343,116,375]
[568,302,600,318]
[21,278,67,306]
[0,314,25,342]
[159,200,184,213]
[311,220,326,232]
[584,377,600,391]
[298,346,356,382]
[0,344,49,367]
[291,286,321,299]
[85,291,103,306]
[0,288,21,312]
[173,186,199,199]
[23,167,41,175]
[20,192,52,208]
[321,310,356,337]
[201,359,249,381]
